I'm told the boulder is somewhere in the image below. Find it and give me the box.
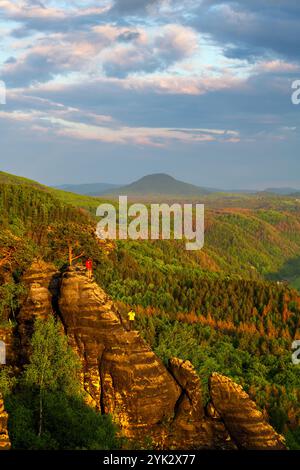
[209,373,286,450]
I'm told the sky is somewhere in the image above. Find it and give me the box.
[0,0,300,189]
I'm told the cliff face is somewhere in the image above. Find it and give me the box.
[0,394,10,450]
[58,269,232,448]
[18,260,60,360]
[58,267,182,441]
[12,262,286,450]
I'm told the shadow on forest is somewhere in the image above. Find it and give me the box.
[267,256,300,291]
[4,388,120,450]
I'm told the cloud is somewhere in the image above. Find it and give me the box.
[254,60,300,74]
[38,60,300,141]
[117,30,141,42]
[110,0,192,18]
[0,105,239,147]
[1,0,300,186]
[111,0,161,14]
[54,120,239,147]
[192,1,300,61]
[118,72,243,95]
[0,0,111,34]
[101,24,199,77]
[0,85,240,148]
[1,23,200,85]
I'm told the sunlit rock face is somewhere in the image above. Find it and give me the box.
[0,394,10,450]
[58,268,224,448]
[167,358,235,450]
[58,267,182,441]
[14,262,286,450]
[209,373,286,450]
[18,260,60,360]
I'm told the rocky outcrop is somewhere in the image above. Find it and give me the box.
[58,267,181,442]
[15,262,286,450]
[209,373,286,450]
[58,268,224,448]
[18,260,60,360]
[167,358,234,449]
[0,394,11,450]
[169,358,204,423]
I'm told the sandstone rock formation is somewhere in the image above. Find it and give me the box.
[13,262,286,450]
[18,260,60,360]
[58,267,181,442]
[0,394,11,450]
[167,358,234,449]
[209,373,286,450]
[169,358,204,423]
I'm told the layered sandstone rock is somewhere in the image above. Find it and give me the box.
[18,260,60,360]
[167,358,234,449]
[58,267,181,441]
[0,394,11,450]
[57,269,240,449]
[209,373,286,450]
[15,262,286,450]
[169,358,204,423]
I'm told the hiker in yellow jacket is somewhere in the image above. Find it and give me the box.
[128,310,136,331]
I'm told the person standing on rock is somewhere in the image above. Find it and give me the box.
[128,310,136,331]
[85,258,93,280]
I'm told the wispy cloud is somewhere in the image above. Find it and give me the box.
[0,1,300,187]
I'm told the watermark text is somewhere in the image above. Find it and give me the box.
[96,197,204,251]
[291,80,300,105]
[0,80,6,105]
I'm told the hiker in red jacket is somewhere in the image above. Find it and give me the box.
[86,258,93,280]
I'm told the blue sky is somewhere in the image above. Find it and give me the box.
[0,0,300,189]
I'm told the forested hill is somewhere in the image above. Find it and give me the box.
[107,173,210,196]
[0,181,102,280]
[0,171,45,188]
[1,172,300,284]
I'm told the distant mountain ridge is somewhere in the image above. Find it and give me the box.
[2,169,300,197]
[54,174,300,197]
[55,182,120,196]
[264,187,300,196]
[106,173,211,196]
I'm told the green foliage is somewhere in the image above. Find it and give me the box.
[0,367,17,397]
[0,282,26,325]
[268,256,300,291]
[3,317,119,450]
[0,171,44,189]
[0,183,103,273]
[23,317,81,396]
[6,390,120,450]
[285,428,300,450]
[2,174,300,449]
[135,314,300,446]
[22,317,81,438]
[0,183,89,230]
[46,222,105,268]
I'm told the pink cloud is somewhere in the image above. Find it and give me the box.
[255,60,300,74]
